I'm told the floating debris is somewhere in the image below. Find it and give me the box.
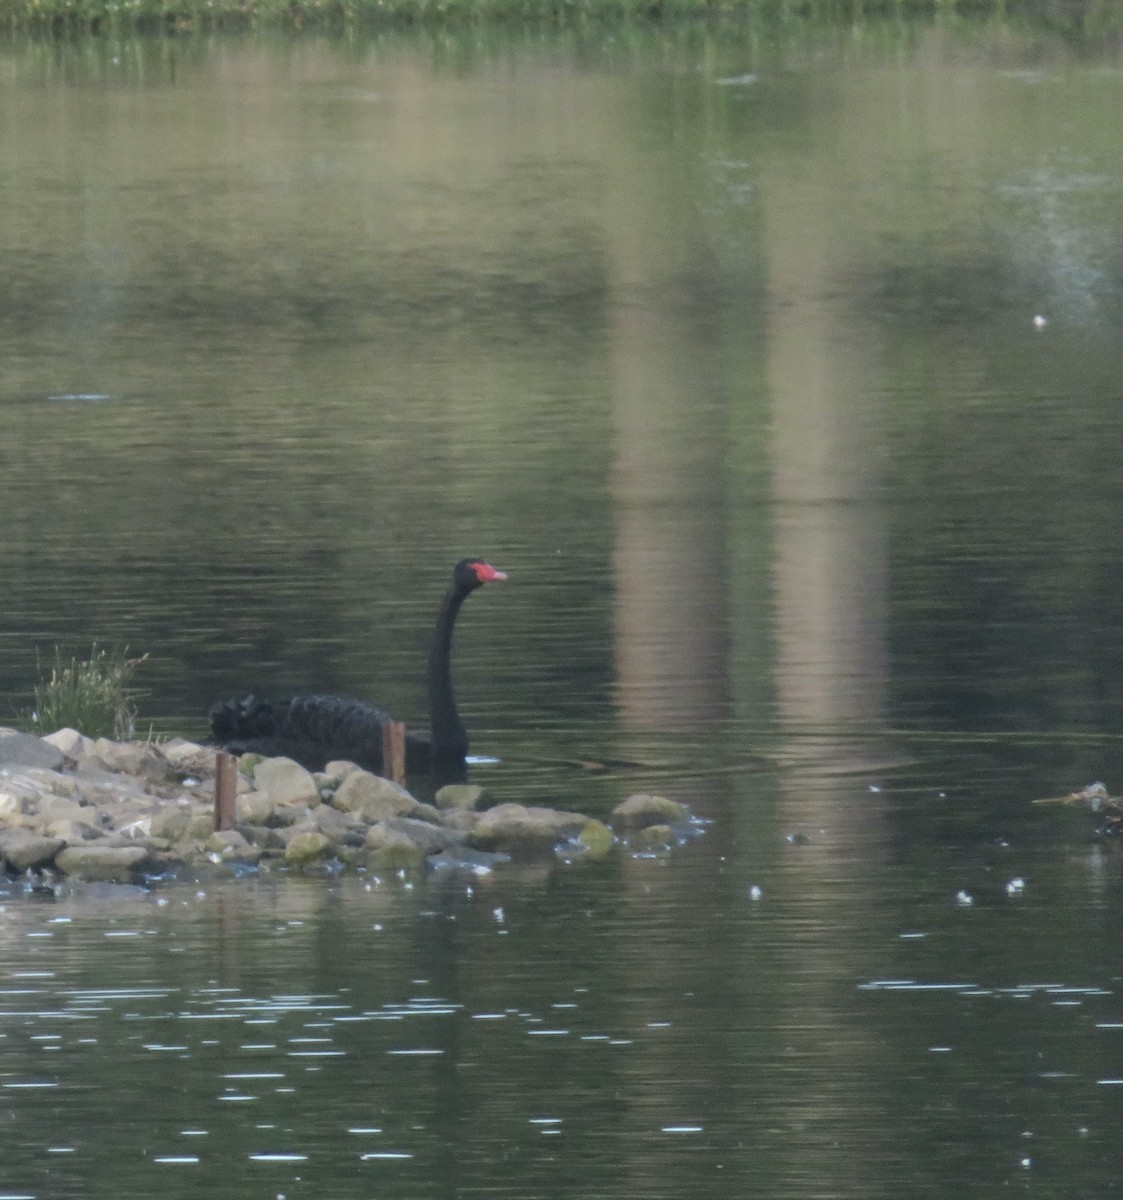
[1033,782,1123,834]
[1034,782,1113,807]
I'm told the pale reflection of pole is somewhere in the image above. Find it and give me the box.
[609,286,730,741]
[769,291,894,775]
[756,92,902,1200]
[604,145,744,1200]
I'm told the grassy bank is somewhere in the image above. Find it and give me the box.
[0,0,1116,35]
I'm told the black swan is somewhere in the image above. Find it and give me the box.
[209,557,506,776]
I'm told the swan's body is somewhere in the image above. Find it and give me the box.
[209,558,506,775]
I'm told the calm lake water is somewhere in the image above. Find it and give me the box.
[2,12,1123,1198]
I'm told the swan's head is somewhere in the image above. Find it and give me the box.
[454,558,508,592]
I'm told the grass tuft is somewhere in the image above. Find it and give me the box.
[27,645,149,741]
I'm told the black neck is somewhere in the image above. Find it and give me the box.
[427,582,471,761]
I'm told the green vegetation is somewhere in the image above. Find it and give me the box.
[27,646,149,740]
[0,0,1118,35]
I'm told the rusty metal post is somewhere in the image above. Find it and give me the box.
[214,750,238,832]
[381,720,406,785]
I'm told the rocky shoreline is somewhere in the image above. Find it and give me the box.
[0,727,702,884]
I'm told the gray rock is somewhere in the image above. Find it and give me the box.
[362,824,429,871]
[267,803,315,829]
[35,794,95,825]
[41,727,91,758]
[131,835,172,853]
[323,759,364,781]
[467,804,588,855]
[253,758,319,806]
[205,829,262,863]
[236,791,277,825]
[21,768,82,798]
[160,738,215,770]
[108,801,162,835]
[0,789,31,817]
[70,768,152,806]
[237,824,287,852]
[0,830,65,871]
[108,816,152,840]
[438,808,480,834]
[55,844,150,881]
[0,733,65,771]
[149,806,195,842]
[46,818,105,843]
[313,804,366,845]
[271,821,320,846]
[385,816,463,854]
[89,739,166,778]
[331,770,418,823]
[611,793,689,831]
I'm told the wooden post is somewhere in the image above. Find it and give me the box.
[381,720,406,785]
[214,750,238,832]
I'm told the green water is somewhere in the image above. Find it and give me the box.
[1,14,1123,1198]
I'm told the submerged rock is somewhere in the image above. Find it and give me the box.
[55,844,150,882]
[630,823,676,852]
[611,793,689,831]
[427,847,510,875]
[0,831,66,872]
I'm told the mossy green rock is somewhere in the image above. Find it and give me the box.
[283,831,332,866]
[363,826,428,872]
[577,819,614,858]
[435,784,485,812]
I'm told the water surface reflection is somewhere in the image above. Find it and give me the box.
[0,805,1120,1199]
[1,14,1123,1198]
